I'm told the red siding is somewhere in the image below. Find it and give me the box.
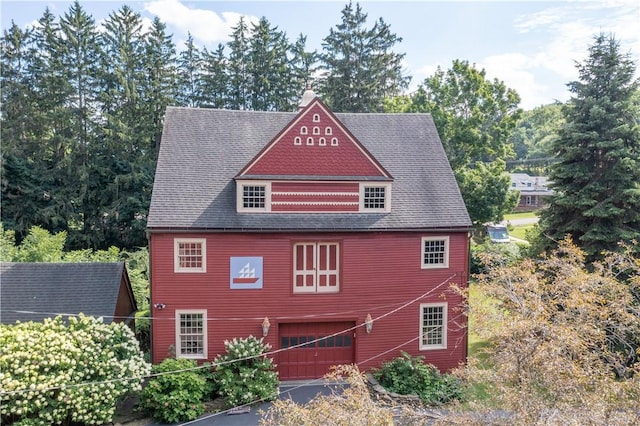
[243,104,387,177]
[271,181,359,212]
[150,231,469,374]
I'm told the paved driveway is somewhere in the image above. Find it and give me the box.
[162,381,345,426]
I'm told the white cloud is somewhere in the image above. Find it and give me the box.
[479,53,551,110]
[511,1,640,107]
[143,0,258,46]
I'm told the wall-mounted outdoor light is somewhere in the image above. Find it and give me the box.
[365,313,373,334]
[262,317,271,337]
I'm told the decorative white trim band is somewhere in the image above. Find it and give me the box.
[272,201,359,206]
[272,191,358,197]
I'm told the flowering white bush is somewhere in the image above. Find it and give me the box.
[0,314,151,425]
[213,336,279,407]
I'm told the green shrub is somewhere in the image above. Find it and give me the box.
[213,336,279,407]
[140,358,213,423]
[470,240,521,274]
[373,352,464,405]
[0,315,150,425]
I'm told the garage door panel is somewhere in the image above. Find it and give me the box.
[278,321,355,380]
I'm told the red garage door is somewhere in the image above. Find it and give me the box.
[278,321,355,380]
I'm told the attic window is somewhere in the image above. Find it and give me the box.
[313,126,320,135]
[307,137,314,145]
[364,186,386,209]
[243,185,266,208]
[325,127,333,135]
[313,114,320,122]
[294,136,302,145]
[319,137,326,146]
[331,137,338,146]
[237,181,271,212]
[300,126,308,135]
[360,183,390,212]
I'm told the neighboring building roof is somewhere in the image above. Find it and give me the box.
[148,105,471,231]
[510,173,553,195]
[0,262,135,325]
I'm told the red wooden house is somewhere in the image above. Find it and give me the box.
[147,89,472,380]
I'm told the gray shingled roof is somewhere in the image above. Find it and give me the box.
[0,262,132,324]
[147,107,471,231]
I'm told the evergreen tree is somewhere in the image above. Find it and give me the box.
[539,34,640,259]
[57,1,104,249]
[318,1,409,112]
[201,44,230,108]
[247,17,293,111]
[199,43,228,108]
[0,22,43,238]
[289,34,317,105]
[226,17,251,110]
[97,5,150,249]
[175,33,202,107]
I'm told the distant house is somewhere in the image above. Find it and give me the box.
[510,173,553,211]
[0,262,137,327]
[147,89,472,380]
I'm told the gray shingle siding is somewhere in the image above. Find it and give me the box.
[147,106,471,231]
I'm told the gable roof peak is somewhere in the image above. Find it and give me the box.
[298,85,316,110]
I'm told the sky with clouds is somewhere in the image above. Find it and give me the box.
[2,0,639,110]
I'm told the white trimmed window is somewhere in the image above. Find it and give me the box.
[419,303,447,350]
[237,182,270,212]
[360,184,390,212]
[243,185,266,208]
[293,242,340,293]
[421,236,449,269]
[174,238,206,272]
[176,310,207,359]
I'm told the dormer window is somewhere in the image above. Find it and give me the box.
[237,181,270,212]
[243,185,265,208]
[360,183,391,212]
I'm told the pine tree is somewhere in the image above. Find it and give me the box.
[199,43,228,108]
[247,17,296,111]
[175,33,202,107]
[318,1,409,112]
[539,34,640,259]
[226,17,251,110]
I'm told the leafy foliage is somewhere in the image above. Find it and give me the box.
[373,352,464,405]
[213,336,279,407]
[261,365,398,426]
[395,60,522,226]
[539,34,640,260]
[140,358,214,423]
[470,240,522,274]
[0,315,150,425]
[508,103,563,174]
[461,238,640,424]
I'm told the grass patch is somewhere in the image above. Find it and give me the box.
[504,211,538,221]
[467,284,492,368]
[509,224,535,240]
